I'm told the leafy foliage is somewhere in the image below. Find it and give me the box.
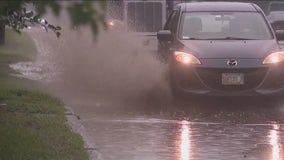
[3,7,62,37]
[67,1,107,38]
[0,1,107,38]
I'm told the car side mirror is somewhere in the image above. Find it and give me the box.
[157,30,172,41]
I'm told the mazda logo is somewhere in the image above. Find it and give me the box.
[227,60,238,66]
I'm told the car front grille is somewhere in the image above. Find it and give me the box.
[196,68,268,92]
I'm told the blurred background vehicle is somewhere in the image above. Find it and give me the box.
[267,1,284,13]
[267,11,284,31]
[266,1,284,44]
[107,0,167,34]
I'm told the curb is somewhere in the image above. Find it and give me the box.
[65,106,101,160]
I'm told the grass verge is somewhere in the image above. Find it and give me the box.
[0,29,89,160]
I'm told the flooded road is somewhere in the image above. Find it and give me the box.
[71,98,284,160]
[11,14,284,159]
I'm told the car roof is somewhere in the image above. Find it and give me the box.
[179,2,260,12]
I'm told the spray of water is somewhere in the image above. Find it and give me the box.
[18,10,172,108]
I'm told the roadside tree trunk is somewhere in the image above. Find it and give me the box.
[0,21,5,45]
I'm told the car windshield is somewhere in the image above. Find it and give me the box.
[180,12,273,40]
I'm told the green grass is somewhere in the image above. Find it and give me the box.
[0,29,37,63]
[0,29,89,160]
[0,29,38,90]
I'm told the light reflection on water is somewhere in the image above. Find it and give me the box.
[269,124,282,160]
[176,120,192,160]
[174,121,284,160]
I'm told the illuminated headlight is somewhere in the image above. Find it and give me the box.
[108,21,115,27]
[263,52,284,64]
[174,51,201,65]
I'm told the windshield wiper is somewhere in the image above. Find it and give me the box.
[205,37,257,40]
[182,37,257,40]
[182,37,206,40]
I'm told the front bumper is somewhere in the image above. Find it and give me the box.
[170,59,284,96]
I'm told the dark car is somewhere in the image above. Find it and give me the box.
[267,11,284,31]
[267,1,284,13]
[157,2,284,97]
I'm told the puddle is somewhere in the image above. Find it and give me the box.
[9,61,58,82]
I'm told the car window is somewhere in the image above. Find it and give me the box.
[164,10,178,31]
[180,12,273,40]
[171,9,180,33]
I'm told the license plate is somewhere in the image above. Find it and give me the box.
[222,73,244,85]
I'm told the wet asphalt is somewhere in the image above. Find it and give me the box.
[67,97,284,160]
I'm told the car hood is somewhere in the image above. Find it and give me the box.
[180,40,279,59]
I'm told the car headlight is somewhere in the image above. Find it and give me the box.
[263,52,284,64]
[174,51,201,65]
